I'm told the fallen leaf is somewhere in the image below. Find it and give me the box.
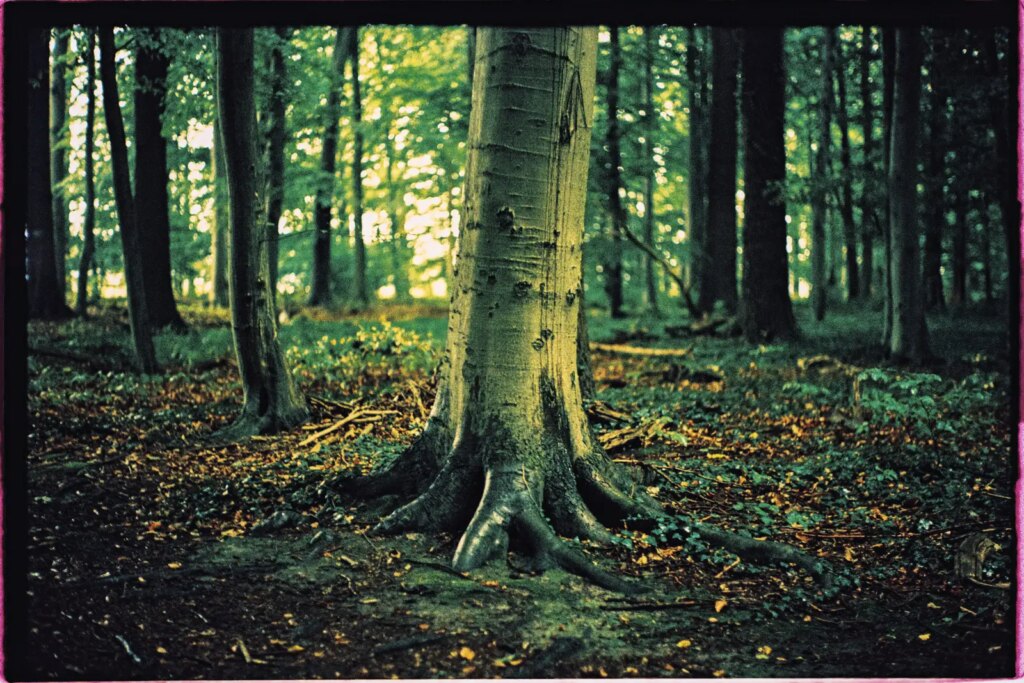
[459,646,476,661]
[166,562,182,570]
[676,639,692,649]
[918,633,931,641]
[715,599,727,613]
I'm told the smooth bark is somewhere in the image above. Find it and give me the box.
[833,37,859,301]
[99,27,159,372]
[887,28,929,362]
[880,28,895,345]
[641,27,659,316]
[51,30,71,301]
[210,111,230,307]
[603,27,625,318]
[265,27,290,304]
[76,30,97,316]
[811,29,834,322]
[686,28,710,308]
[134,29,185,331]
[739,28,797,341]
[922,56,947,311]
[215,28,308,438]
[859,27,875,299]
[702,27,739,314]
[350,28,369,307]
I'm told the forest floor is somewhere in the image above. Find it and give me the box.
[19,300,1016,679]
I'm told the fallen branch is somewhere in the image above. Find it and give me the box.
[589,342,692,358]
[297,409,397,447]
[618,222,701,318]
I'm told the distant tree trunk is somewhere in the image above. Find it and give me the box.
[880,28,896,345]
[350,28,369,307]
[265,27,290,306]
[978,197,993,302]
[833,37,859,301]
[811,29,833,322]
[467,27,476,94]
[887,28,929,362]
[51,29,71,302]
[950,185,968,307]
[921,61,947,311]
[28,28,69,320]
[98,27,160,372]
[308,27,352,307]
[210,112,230,307]
[739,28,796,341]
[216,27,308,438]
[701,28,739,314]
[603,27,625,318]
[641,27,659,316]
[134,29,186,331]
[385,132,409,301]
[859,27,874,299]
[686,28,710,310]
[76,30,97,316]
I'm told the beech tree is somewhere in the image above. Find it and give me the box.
[686,28,710,300]
[99,27,159,372]
[640,27,658,316]
[739,28,796,341]
[265,27,290,302]
[350,28,369,307]
[886,27,929,362]
[603,27,625,319]
[833,36,859,301]
[810,29,833,322]
[51,30,71,303]
[216,27,308,438]
[209,111,230,307]
[75,30,97,316]
[858,27,875,299]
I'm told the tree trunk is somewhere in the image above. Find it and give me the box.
[98,27,160,372]
[880,28,895,345]
[978,197,993,303]
[859,27,874,300]
[265,27,290,306]
[833,37,859,301]
[51,29,71,303]
[811,29,833,322]
[28,28,69,320]
[702,27,739,314]
[641,27,659,316]
[950,186,968,308]
[739,28,796,341]
[350,27,369,307]
[215,28,308,438]
[603,27,625,319]
[686,28,709,311]
[887,28,929,362]
[134,29,186,331]
[385,132,409,301]
[308,27,353,307]
[76,30,97,316]
[210,111,230,307]
[362,27,654,590]
[921,59,947,311]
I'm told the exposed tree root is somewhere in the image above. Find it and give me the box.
[207,406,307,445]
[690,523,833,586]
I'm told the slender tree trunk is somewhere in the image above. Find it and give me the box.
[76,30,97,316]
[210,111,230,307]
[922,61,947,311]
[308,27,353,307]
[641,27,659,316]
[859,26,875,299]
[98,27,159,372]
[603,27,625,318]
[28,28,69,319]
[686,28,709,310]
[811,29,833,322]
[51,29,71,302]
[880,27,896,345]
[134,29,186,331]
[350,28,369,307]
[978,197,993,303]
[833,37,859,301]
[215,28,308,438]
[265,27,289,306]
[703,27,739,314]
[385,132,409,301]
[739,28,796,341]
[887,28,929,362]
[950,186,968,307]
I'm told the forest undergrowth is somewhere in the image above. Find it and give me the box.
[22,301,1015,679]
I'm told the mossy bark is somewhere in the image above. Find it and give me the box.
[216,28,308,439]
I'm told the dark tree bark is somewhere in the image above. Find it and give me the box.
[858,27,875,299]
[880,28,896,345]
[603,27,625,318]
[210,111,230,307]
[308,27,353,307]
[950,184,969,308]
[702,27,739,314]
[99,27,160,372]
[686,28,710,311]
[833,37,859,301]
[134,29,186,331]
[811,29,834,322]
[350,27,369,307]
[28,28,70,320]
[51,29,71,302]
[887,28,929,362]
[76,30,97,316]
[739,28,796,341]
[641,27,659,316]
[215,28,308,439]
[265,27,290,305]
[922,55,947,311]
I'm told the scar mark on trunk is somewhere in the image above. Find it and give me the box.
[511,32,531,57]
[513,281,532,299]
[560,67,588,144]
[531,337,545,351]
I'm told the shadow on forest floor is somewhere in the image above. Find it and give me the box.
[20,300,1015,679]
